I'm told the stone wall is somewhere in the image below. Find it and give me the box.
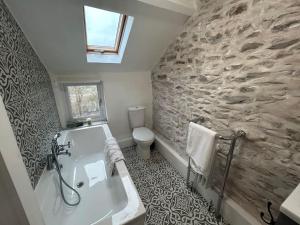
[152,0,300,218]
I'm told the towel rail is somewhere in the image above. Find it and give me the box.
[186,117,246,219]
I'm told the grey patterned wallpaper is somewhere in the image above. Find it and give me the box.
[0,0,61,187]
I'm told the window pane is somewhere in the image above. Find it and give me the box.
[84,6,121,48]
[67,85,100,119]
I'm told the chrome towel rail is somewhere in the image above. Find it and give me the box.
[187,117,246,219]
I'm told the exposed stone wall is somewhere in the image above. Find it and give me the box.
[152,0,300,218]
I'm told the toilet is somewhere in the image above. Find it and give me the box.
[128,106,154,159]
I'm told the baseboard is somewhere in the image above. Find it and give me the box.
[154,132,262,225]
[117,136,134,148]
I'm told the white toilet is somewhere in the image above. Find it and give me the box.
[128,106,154,159]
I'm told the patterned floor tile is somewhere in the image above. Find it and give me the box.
[122,146,226,225]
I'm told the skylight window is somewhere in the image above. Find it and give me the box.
[84,6,127,54]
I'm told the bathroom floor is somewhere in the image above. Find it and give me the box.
[122,146,225,225]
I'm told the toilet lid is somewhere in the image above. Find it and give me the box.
[133,127,154,142]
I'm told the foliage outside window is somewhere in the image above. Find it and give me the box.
[64,82,106,122]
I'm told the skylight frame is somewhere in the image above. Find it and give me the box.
[83,7,128,55]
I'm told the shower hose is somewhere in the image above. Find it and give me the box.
[53,153,81,206]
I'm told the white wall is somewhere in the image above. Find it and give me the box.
[137,0,195,16]
[51,71,153,146]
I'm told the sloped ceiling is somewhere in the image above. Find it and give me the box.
[5,0,190,75]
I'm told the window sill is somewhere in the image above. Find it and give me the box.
[64,121,108,131]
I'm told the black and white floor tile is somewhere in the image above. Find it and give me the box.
[122,146,226,225]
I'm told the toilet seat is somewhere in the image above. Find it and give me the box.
[133,127,154,143]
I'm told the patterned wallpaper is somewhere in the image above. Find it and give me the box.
[0,0,61,187]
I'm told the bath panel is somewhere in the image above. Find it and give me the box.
[35,124,145,225]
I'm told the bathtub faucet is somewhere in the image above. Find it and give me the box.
[47,133,71,170]
[52,132,71,156]
[46,133,81,206]
[56,140,71,157]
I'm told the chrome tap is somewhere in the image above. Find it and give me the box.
[47,133,71,170]
[46,132,81,206]
[57,141,71,156]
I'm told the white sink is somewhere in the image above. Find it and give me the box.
[280,183,300,224]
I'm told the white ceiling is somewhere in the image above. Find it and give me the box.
[5,0,190,75]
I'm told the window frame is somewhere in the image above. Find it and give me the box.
[83,7,128,55]
[63,82,107,122]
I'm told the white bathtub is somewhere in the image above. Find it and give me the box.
[154,132,262,225]
[35,124,145,225]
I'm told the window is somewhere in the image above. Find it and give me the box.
[84,6,127,54]
[64,82,107,122]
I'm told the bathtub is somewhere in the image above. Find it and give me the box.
[154,132,262,225]
[35,124,145,225]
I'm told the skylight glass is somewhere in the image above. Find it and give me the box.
[84,6,123,51]
[83,5,134,63]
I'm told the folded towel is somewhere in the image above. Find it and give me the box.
[104,137,125,176]
[186,122,217,186]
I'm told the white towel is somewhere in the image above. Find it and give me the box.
[104,137,125,176]
[186,122,217,185]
